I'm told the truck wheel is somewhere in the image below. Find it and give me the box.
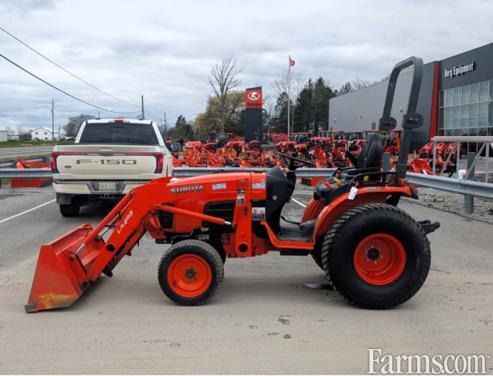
[321,204,430,309]
[59,203,80,217]
[158,239,224,306]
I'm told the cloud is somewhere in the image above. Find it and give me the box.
[0,0,492,130]
[0,0,56,16]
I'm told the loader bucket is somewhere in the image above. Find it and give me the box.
[25,223,104,313]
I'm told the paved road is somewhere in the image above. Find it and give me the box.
[0,187,492,374]
[0,146,52,157]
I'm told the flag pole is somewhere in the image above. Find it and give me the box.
[287,56,291,139]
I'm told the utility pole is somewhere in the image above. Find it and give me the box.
[287,61,291,138]
[141,95,145,119]
[51,99,55,142]
[287,56,295,138]
[58,123,61,141]
[163,112,167,137]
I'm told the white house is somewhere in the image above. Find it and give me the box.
[0,130,7,142]
[30,127,59,141]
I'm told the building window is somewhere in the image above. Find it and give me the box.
[439,79,493,136]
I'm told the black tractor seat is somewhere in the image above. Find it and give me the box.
[356,133,384,169]
[312,132,386,203]
[313,181,352,205]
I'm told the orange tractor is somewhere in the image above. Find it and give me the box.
[26,57,439,312]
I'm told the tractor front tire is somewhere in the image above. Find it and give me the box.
[158,239,224,306]
[321,204,430,309]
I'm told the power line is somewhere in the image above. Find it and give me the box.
[0,25,140,108]
[144,110,160,120]
[0,51,138,114]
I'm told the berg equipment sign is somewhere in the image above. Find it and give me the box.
[443,62,476,78]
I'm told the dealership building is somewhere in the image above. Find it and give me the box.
[329,43,493,147]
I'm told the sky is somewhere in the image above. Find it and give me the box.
[0,0,492,132]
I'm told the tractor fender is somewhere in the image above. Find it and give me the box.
[312,185,414,242]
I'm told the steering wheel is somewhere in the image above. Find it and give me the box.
[277,152,315,170]
[276,152,315,186]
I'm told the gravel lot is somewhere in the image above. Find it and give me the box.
[0,186,492,374]
[408,187,493,224]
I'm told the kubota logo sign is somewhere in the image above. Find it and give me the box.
[245,87,263,108]
[247,91,260,101]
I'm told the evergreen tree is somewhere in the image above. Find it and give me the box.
[271,91,290,133]
[312,77,335,133]
[293,79,314,132]
[167,115,194,141]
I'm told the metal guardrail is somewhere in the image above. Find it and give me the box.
[431,136,493,143]
[407,172,493,200]
[173,167,337,177]
[0,168,52,178]
[1,167,492,200]
[173,167,270,176]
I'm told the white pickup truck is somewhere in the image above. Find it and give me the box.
[52,119,173,217]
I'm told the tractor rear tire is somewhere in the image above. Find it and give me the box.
[59,203,80,217]
[158,239,224,306]
[321,203,430,309]
[311,243,324,271]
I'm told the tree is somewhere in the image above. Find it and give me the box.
[209,57,241,133]
[337,82,353,95]
[268,69,304,126]
[64,114,96,137]
[268,91,291,133]
[293,79,314,132]
[270,69,305,100]
[289,77,336,133]
[194,90,245,140]
[167,115,194,141]
[352,77,371,90]
[312,77,336,133]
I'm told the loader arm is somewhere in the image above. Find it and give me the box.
[25,177,230,313]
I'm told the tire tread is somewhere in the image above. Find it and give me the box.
[321,203,430,309]
[157,239,224,306]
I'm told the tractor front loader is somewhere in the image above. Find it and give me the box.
[26,57,439,313]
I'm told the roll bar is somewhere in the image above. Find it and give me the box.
[379,56,424,181]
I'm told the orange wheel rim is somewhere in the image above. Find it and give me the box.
[167,254,212,298]
[353,233,406,286]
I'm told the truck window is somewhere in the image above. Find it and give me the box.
[79,123,159,145]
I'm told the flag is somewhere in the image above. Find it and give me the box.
[289,56,295,67]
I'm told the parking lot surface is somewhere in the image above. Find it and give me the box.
[0,186,492,374]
